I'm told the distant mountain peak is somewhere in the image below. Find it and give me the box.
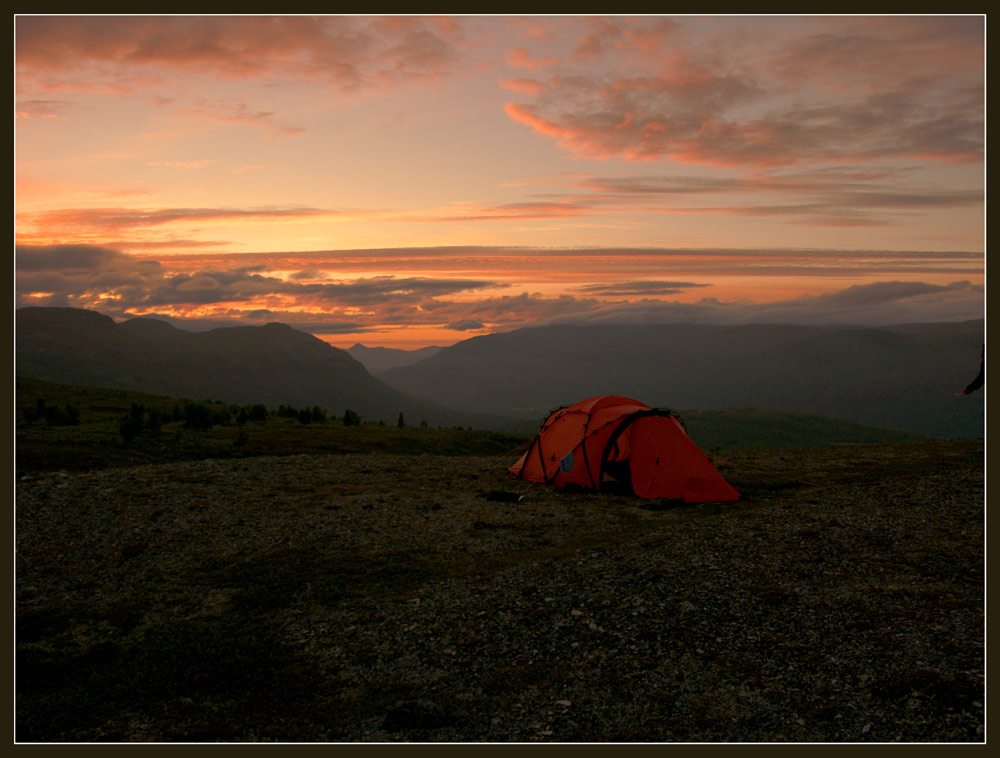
[347,343,445,373]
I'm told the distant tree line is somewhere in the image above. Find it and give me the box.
[119,401,271,443]
[23,399,80,427]
[22,394,436,443]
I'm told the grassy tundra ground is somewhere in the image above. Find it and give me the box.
[15,379,984,742]
[16,438,983,742]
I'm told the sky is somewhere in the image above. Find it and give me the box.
[15,14,985,349]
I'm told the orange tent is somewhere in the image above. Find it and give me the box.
[510,395,739,503]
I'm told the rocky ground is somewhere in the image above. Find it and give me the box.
[15,440,985,743]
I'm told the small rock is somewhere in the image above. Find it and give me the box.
[556,700,572,707]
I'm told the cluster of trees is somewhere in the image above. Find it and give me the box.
[277,404,328,424]
[119,401,269,442]
[23,399,80,427]
[343,410,426,428]
[119,403,163,443]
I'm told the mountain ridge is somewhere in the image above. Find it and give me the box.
[377,320,984,438]
[15,307,510,429]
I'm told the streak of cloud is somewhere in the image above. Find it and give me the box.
[574,280,710,296]
[504,47,559,70]
[180,99,306,138]
[15,243,983,336]
[445,319,486,331]
[142,245,985,281]
[537,280,983,329]
[16,205,359,244]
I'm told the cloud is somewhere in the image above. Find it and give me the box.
[421,291,602,325]
[500,168,984,229]
[15,98,73,119]
[445,319,485,331]
[145,160,218,170]
[16,16,469,92]
[419,198,594,223]
[288,268,326,281]
[539,280,983,329]
[499,77,545,95]
[15,244,498,317]
[15,244,983,339]
[571,16,683,62]
[179,99,306,138]
[16,205,351,244]
[297,276,499,307]
[15,243,143,273]
[504,47,558,70]
[16,244,166,307]
[574,280,710,296]
[99,310,375,336]
[510,17,562,45]
[131,244,985,283]
[802,280,963,308]
[503,16,984,168]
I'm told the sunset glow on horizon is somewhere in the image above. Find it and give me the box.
[15,15,985,349]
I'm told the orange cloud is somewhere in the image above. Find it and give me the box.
[412,197,594,224]
[179,100,306,138]
[16,16,468,91]
[18,242,981,345]
[504,46,559,70]
[499,77,544,95]
[16,205,356,248]
[145,160,218,170]
[503,16,984,168]
[14,98,73,119]
[504,103,585,154]
[572,16,682,63]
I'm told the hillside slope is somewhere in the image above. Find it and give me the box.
[378,321,985,438]
[15,307,509,429]
[347,343,444,373]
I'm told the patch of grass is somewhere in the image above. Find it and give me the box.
[682,407,926,450]
[16,377,530,474]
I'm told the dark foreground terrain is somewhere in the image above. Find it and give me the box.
[16,439,983,742]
